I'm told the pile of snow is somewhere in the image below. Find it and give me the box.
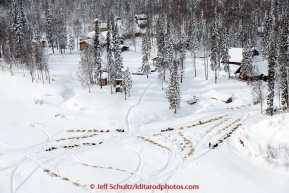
[236,113,289,170]
[204,90,232,103]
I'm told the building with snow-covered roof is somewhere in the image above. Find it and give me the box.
[88,23,108,32]
[134,14,148,29]
[79,30,108,50]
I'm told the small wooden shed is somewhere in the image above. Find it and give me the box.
[101,78,107,86]
[79,40,90,51]
[151,57,159,66]
[115,79,122,92]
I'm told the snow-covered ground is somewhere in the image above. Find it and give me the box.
[0,40,288,193]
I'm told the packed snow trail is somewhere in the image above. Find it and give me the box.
[125,78,157,131]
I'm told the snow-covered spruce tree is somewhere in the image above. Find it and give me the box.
[108,35,116,94]
[34,26,42,43]
[165,22,174,73]
[188,9,197,77]
[266,39,276,116]
[262,8,273,60]
[156,18,166,90]
[142,32,150,78]
[68,34,75,54]
[111,13,116,52]
[106,14,115,94]
[13,1,24,61]
[279,14,289,109]
[166,61,181,114]
[93,20,102,88]
[19,0,27,29]
[77,47,93,93]
[221,28,231,79]
[106,16,111,53]
[59,9,67,54]
[123,67,132,100]
[210,10,219,84]
[179,34,186,83]
[46,5,55,53]
[240,37,253,80]
[113,23,123,80]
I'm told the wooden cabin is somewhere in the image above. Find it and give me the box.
[88,22,108,32]
[122,32,142,40]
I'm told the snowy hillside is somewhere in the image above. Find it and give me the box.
[0,41,288,193]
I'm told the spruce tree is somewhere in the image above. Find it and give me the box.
[68,34,75,54]
[59,9,67,54]
[179,34,186,83]
[189,10,197,77]
[123,67,132,100]
[156,18,165,90]
[266,40,276,116]
[142,32,150,78]
[166,61,181,114]
[262,8,273,60]
[221,28,231,79]
[165,22,174,72]
[210,10,219,84]
[240,37,253,80]
[113,23,123,80]
[13,1,24,59]
[94,20,102,87]
[279,14,289,109]
[46,5,54,53]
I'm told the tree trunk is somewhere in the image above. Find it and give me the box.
[181,59,183,83]
[100,71,102,89]
[228,64,230,79]
[194,54,196,77]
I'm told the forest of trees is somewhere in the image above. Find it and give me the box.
[0,0,288,115]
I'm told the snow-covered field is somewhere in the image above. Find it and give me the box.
[0,41,288,193]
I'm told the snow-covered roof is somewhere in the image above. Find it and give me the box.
[135,14,147,19]
[100,23,107,29]
[101,72,108,78]
[228,48,243,63]
[93,18,99,23]
[138,20,148,25]
[84,31,107,45]
[81,39,93,46]
[209,90,232,102]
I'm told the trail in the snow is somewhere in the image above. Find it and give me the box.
[125,78,157,132]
